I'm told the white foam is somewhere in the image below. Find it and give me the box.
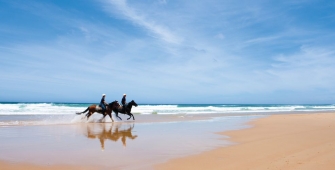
[0,103,85,115]
[1,103,335,116]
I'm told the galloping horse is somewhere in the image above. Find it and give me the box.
[113,100,138,120]
[76,101,120,121]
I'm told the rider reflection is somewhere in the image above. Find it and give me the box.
[85,123,137,150]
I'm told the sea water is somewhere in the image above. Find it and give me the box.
[1,102,334,115]
[0,102,334,126]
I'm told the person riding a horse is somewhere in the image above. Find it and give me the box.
[100,94,108,115]
[76,99,138,121]
[122,94,127,113]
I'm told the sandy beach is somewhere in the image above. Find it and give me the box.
[1,112,335,169]
[156,113,335,170]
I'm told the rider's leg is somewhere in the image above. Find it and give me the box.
[101,104,106,115]
[123,104,127,113]
[122,105,125,112]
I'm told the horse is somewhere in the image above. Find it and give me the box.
[113,100,138,120]
[76,101,120,121]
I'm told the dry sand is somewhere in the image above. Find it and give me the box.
[155,113,335,170]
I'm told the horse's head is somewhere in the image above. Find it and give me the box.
[129,100,138,107]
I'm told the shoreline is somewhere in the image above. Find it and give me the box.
[1,110,334,127]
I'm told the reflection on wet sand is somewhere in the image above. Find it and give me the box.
[84,123,138,150]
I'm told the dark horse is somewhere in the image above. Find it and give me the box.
[113,100,138,120]
[76,101,120,121]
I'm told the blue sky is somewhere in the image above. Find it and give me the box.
[1,0,335,104]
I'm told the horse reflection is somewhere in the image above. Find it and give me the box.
[85,123,137,150]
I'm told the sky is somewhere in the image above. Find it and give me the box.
[1,0,335,104]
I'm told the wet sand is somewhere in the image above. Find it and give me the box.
[0,160,97,170]
[155,113,335,170]
[0,113,256,169]
[1,113,335,169]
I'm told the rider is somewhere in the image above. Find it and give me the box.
[121,94,127,112]
[100,94,108,114]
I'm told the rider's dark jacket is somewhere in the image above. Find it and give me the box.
[100,97,107,111]
[122,96,126,106]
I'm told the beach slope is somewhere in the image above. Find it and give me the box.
[155,113,335,170]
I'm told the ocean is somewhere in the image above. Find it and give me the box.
[0,102,334,126]
[1,102,335,115]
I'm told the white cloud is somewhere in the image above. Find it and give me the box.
[158,0,167,4]
[216,33,225,39]
[267,46,335,90]
[102,0,182,44]
[244,35,280,44]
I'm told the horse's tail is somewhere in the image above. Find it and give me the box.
[76,107,89,115]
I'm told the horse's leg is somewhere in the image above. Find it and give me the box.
[127,112,131,120]
[87,112,94,120]
[85,113,89,117]
[100,113,107,122]
[115,112,122,120]
[127,113,135,120]
[108,113,114,122]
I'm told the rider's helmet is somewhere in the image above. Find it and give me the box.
[102,94,106,97]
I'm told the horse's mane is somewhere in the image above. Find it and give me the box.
[109,100,118,105]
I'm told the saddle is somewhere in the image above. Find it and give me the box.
[95,106,102,111]
[96,105,108,112]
